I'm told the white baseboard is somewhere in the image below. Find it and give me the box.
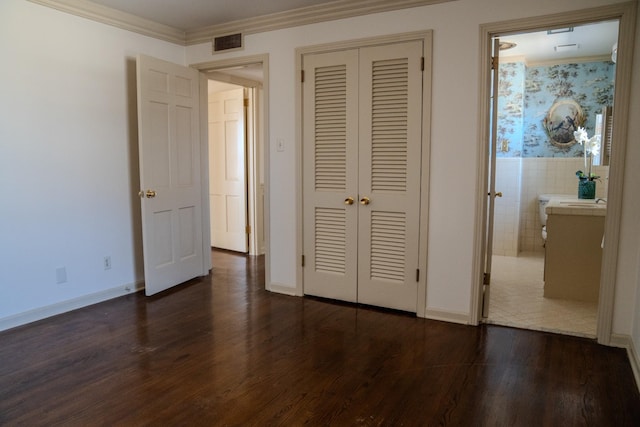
[267,282,299,296]
[423,307,470,325]
[0,280,145,332]
[609,333,629,348]
[629,341,640,393]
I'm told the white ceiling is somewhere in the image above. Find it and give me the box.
[89,0,338,31]
[499,20,619,63]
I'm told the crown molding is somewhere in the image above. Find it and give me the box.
[27,0,186,45]
[526,54,613,67]
[28,0,456,46]
[500,54,613,67]
[185,0,454,45]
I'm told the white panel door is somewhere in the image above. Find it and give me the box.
[483,38,501,317]
[302,40,424,312]
[208,88,248,252]
[357,41,423,312]
[302,49,360,302]
[137,54,204,296]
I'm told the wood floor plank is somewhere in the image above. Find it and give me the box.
[0,249,638,425]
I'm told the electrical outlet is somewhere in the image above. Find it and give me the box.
[104,256,112,270]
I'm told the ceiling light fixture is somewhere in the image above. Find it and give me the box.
[499,41,517,51]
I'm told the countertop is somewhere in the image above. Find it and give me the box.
[545,198,607,217]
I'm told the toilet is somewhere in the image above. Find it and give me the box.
[538,194,574,242]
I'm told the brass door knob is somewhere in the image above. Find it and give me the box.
[344,197,354,205]
[145,190,157,198]
[487,192,503,197]
[360,196,370,205]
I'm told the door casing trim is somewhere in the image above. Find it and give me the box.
[193,54,271,286]
[295,31,433,317]
[471,2,637,346]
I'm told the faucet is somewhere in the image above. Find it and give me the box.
[595,198,607,204]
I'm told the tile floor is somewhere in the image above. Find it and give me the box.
[486,252,598,338]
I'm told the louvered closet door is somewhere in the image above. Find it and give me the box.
[302,49,360,302]
[357,41,423,312]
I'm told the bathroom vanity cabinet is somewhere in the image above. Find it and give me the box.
[543,201,606,302]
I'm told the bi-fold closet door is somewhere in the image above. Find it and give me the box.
[302,40,424,312]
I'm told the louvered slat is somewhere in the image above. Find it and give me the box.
[370,211,406,281]
[315,65,347,191]
[315,207,346,274]
[371,58,409,192]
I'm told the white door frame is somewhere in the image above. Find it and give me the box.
[471,2,637,346]
[295,31,433,316]
[192,54,270,281]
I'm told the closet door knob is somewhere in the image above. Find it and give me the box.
[344,197,354,205]
[360,196,370,205]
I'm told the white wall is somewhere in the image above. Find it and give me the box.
[626,0,640,375]
[1,0,639,348]
[187,0,640,328]
[0,0,184,326]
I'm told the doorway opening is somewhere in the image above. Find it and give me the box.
[474,2,636,346]
[193,55,270,287]
[206,69,264,256]
[487,21,618,338]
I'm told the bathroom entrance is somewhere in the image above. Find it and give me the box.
[490,21,617,338]
[475,3,636,342]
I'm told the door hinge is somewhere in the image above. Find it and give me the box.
[421,57,425,71]
[416,268,420,282]
[301,69,305,83]
[483,272,491,285]
[302,255,305,267]
[245,225,251,234]
[491,56,497,70]
[244,98,249,107]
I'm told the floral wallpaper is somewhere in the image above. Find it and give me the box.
[497,62,525,157]
[497,60,615,158]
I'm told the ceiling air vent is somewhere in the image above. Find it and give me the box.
[212,33,243,54]
[554,43,579,53]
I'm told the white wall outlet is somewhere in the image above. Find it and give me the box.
[104,256,112,270]
[56,267,67,284]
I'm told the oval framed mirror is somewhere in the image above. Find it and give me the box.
[542,99,585,147]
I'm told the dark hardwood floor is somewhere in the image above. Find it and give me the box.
[1,249,639,426]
